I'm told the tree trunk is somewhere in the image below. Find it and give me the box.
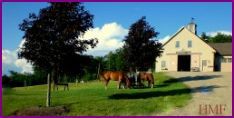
[135,68,138,85]
[46,73,51,107]
[52,69,57,91]
[97,63,101,80]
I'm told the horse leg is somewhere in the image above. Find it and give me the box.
[117,79,121,89]
[148,78,154,88]
[123,80,127,89]
[105,79,109,90]
[150,75,154,88]
[148,80,151,88]
[123,77,129,89]
[151,79,154,88]
[127,78,131,89]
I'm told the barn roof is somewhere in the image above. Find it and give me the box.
[208,43,232,56]
[162,26,216,52]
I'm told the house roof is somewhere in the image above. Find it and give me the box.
[208,43,232,56]
[162,27,184,46]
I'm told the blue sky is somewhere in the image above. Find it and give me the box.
[2,2,232,74]
[3,2,232,50]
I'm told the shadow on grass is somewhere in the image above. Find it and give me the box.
[154,84,170,88]
[109,85,221,100]
[163,75,222,84]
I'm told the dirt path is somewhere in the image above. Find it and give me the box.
[156,72,232,116]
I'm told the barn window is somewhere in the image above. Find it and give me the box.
[175,41,180,48]
[221,57,232,63]
[222,58,232,63]
[202,60,207,66]
[188,40,192,48]
[224,58,232,63]
[161,61,166,68]
[228,58,232,63]
[222,58,226,63]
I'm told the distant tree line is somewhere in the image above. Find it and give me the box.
[201,32,232,43]
[2,55,101,87]
[2,50,126,88]
[2,68,47,87]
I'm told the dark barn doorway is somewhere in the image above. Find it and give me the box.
[178,55,191,71]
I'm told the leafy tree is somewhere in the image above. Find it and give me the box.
[32,67,48,85]
[2,75,11,87]
[2,68,47,88]
[2,71,32,87]
[94,56,108,72]
[123,16,163,71]
[207,33,232,43]
[200,32,232,43]
[104,48,126,71]
[18,2,97,107]
[114,48,126,71]
[201,32,209,41]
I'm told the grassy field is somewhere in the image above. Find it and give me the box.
[3,72,192,116]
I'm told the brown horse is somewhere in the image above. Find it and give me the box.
[99,71,130,89]
[138,72,155,88]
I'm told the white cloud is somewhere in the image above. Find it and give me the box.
[3,22,128,74]
[2,50,17,65]
[15,59,33,73]
[158,35,171,44]
[206,31,232,37]
[2,39,33,74]
[18,38,25,50]
[19,38,25,48]
[80,22,128,56]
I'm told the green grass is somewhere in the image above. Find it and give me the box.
[3,72,192,116]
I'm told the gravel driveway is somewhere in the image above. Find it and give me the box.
[157,72,232,116]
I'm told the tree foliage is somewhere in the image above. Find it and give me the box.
[201,32,209,41]
[18,3,98,77]
[2,68,47,88]
[18,2,98,107]
[123,17,163,71]
[2,71,29,87]
[201,32,232,43]
[103,48,126,71]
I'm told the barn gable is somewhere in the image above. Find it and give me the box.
[162,27,216,53]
